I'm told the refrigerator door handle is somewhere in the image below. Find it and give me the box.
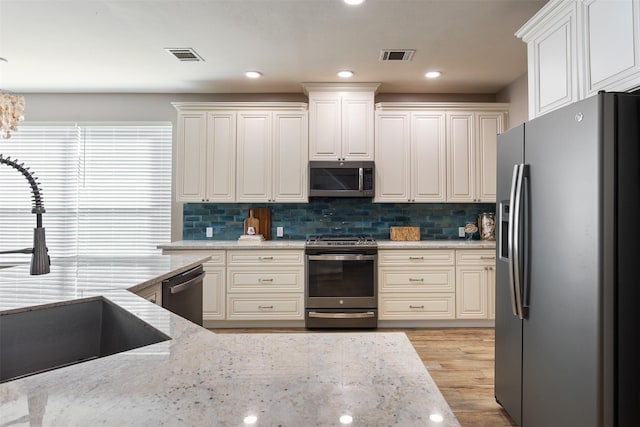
[507,164,521,318]
[513,163,529,320]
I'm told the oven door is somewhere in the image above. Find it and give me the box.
[305,253,377,309]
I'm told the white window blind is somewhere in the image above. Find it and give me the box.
[0,123,171,262]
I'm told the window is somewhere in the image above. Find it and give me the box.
[0,123,172,263]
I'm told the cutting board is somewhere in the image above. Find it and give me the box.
[244,209,260,235]
[249,207,271,240]
[390,226,420,241]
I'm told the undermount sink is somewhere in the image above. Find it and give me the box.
[0,296,170,383]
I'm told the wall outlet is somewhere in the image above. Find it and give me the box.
[458,227,465,238]
[206,227,213,238]
[276,226,284,237]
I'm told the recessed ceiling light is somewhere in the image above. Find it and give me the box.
[337,70,354,78]
[425,71,442,79]
[344,0,365,5]
[245,71,262,79]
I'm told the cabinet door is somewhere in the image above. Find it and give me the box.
[236,111,272,202]
[308,94,341,160]
[203,265,225,321]
[175,113,207,202]
[447,112,475,202]
[412,112,446,202]
[528,2,579,118]
[475,112,503,203]
[456,266,489,319]
[272,111,308,202]
[341,93,374,160]
[206,112,236,202]
[374,112,411,202]
[582,0,640,96]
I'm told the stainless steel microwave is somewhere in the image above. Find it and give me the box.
[308,161,375,197]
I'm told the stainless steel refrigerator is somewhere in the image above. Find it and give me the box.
[495,92,640,427]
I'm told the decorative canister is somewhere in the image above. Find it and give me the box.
[478,212,496,241]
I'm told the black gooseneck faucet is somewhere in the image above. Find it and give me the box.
[0,154,50,275]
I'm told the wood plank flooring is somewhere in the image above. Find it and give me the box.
[209,327,517,427]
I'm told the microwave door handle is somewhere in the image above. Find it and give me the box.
[358,168,364,192]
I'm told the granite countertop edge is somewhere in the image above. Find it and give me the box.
[159,239,496,250]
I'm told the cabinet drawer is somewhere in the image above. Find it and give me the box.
[379,294,455,320]
[379,267,455,292]
[162,249,226,266]
[227,295,303,320]
[456,250,496,265]
[378,250,454,266]
[227,268,303,292]
[227,250,303,266]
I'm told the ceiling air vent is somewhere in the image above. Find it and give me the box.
[379,49,415,62]
[164,48,204,62]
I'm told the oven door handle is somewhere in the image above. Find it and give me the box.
[308,311,376,319]
[307,254,377,261]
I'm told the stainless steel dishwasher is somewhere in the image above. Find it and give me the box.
[162,265,204,326]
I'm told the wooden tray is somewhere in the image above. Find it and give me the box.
[251,207,271,240]
[390,226,420,241]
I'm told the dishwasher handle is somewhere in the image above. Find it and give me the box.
[166,271,205,295]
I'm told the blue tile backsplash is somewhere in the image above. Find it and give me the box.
[183,199,495,240]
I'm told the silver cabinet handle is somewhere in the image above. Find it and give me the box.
[409,278,424,282]
[259,256,274,260]
[409,305,425,309]
[409,256,424,260]
[480,256,495,260]
[258,305,274,309]
[259,278,274,283]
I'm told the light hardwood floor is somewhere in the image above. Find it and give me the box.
[209,327,517,427]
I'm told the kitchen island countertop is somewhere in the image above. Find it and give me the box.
[0,255,460,426]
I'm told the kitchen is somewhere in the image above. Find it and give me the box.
[2,0,640,426]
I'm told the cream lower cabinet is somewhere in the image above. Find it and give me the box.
[378,249,456,320]
[455,249,496,319]
[226,249,304,320]
[136,283,162,306]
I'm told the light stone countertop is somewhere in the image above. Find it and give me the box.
[0,255,460,426]
[159,239,495,250]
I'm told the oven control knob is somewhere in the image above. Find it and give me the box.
[340,300,344,305]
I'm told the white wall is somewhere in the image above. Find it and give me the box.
[496,73,528,129]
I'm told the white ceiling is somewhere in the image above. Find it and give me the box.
[0,0,547,95]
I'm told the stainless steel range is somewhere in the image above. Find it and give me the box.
[304,235,378,328]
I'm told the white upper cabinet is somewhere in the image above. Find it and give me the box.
[304,83,379,161]
[236,110,309,203]
[446,112,475,203]
[173,102,308,203]
[517,0,640,119]
[582,0,640,96]
[175,111,236,203]
[375,103,506,204]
